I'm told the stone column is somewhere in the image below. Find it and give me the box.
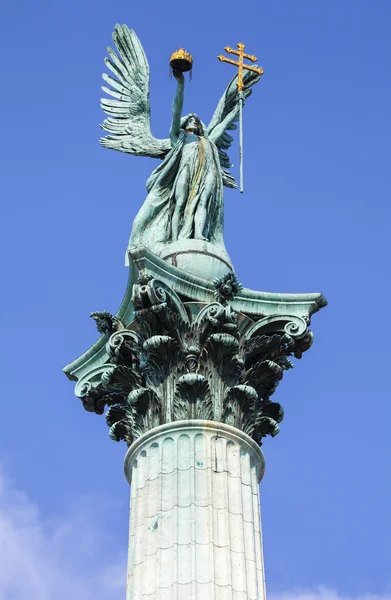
[64,255,326,599]
[124,420,266,600]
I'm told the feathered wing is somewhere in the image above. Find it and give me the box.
[100,25,171,158]
[207,69,261,188]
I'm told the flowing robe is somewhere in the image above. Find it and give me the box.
[128,130,226,256]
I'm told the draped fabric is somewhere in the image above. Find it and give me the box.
[128,129,227,256]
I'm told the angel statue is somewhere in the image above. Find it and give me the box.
[100,25,261,261]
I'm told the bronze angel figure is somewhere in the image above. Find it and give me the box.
[100,25,260,259]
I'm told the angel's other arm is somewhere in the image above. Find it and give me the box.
[208,105,240,144]
[170,72,185,145]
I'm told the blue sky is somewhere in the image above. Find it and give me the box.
[0,0,390,597]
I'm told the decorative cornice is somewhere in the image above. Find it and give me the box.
[63,247,326,383]
[128,247,327,317]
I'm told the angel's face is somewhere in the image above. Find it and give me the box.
[185,116,202,135]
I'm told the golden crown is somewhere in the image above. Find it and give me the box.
[170,48,193,72]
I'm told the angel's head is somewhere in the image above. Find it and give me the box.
[182,114,204,136]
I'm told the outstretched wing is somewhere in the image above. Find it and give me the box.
[207,69,261,188]
[100,25,171,158]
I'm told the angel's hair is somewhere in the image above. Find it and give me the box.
[181,113,206,136]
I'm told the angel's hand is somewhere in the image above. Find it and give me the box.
[173,70,185,84]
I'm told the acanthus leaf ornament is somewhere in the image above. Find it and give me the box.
[67,271,324,447]
[90,311,124,335]
[213,272,243,304]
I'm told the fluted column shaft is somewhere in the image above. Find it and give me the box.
[124,420,266,600]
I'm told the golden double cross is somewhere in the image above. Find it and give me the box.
[218,43,264,92]
[217,42,263,193]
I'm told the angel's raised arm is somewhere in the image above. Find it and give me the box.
[206,70,261,188]
[170,72,185,145]
[208,106,239,144]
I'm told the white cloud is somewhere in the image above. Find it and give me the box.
[0,470,126,600]
[0,471,389,600]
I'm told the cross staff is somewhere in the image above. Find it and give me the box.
[218,43,264,193]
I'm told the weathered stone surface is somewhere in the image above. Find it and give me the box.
[124,420,266,600]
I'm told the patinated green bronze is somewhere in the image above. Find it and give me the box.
[100,25,260,259]
[64,247,326,446]
[64,24,327,448]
